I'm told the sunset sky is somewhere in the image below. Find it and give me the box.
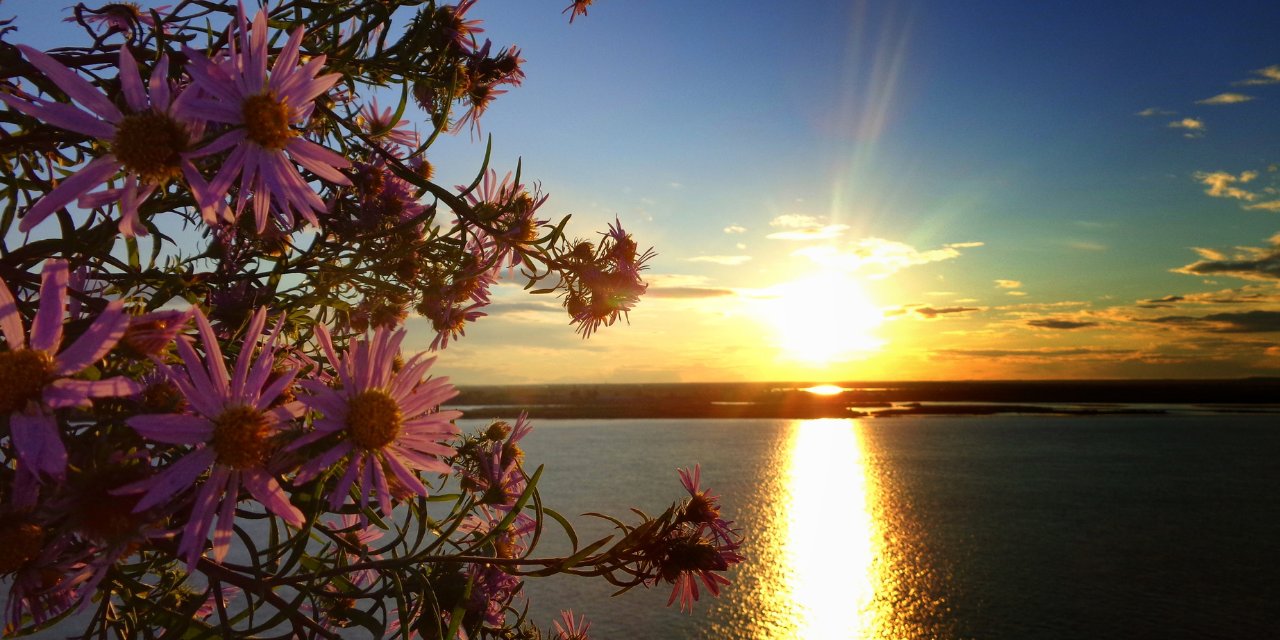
[10,1,1280,383]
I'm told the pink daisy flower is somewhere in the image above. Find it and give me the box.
[291,325,461,516]
[552,609,591,640]
[119,307,305,567]
[0,45,202,236]
[0,259,137,483]
[183,4,351,233]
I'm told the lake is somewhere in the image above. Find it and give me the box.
[510,414,1280,639]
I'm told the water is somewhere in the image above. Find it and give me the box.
[507,415,1280,639]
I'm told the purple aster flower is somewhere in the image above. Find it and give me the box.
[0,260,137,483]
[118,307,305,567]
[0,522,91,630]
[552,609,591,640]
[291,324,461,516]
[563,0,593,23]
[676,464,738,546]
[324,513,384,587]
[121,307,195,357]
[0,45,203,235]
[183,3,351,233]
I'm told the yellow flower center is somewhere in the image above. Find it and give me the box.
[0,349,55,414]
[112,111,190,184]
[210,404,273,469]
[0,522,44,576]
[242,92,294,150]
[346,390,401,451]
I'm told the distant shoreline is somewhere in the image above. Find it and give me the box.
[446,379,1280,420]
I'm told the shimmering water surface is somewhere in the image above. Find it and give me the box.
[508,415,1280,639]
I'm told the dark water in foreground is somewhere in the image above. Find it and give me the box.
[509,415,1280,639]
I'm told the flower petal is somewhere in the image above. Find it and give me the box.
[0,274,25,349]
[21,156,119,232]
[45,377,140,408]
[117,45,147,113]
[243,470,304,526]
[29,260,68,353]
[54,299,129,375]
[0,93,115,139]
[18,45,122,122]
[127,413,214,445]
[9,411,66,479]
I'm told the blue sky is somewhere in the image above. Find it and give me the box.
[5,0,1280,382]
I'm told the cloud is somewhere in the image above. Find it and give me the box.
[1007,290,1028,297]
[1067,241,1107,251]
[1196,170,1259,201]
[946,241,985,249]
[933,348,1138,360]
[1245,200,1280,212]
[1174,234,1280,281]
[1136,107,1175,117]
[794,238,977,278]
[1234,64,1280,86]
[1196,92,1254,105]
[723,225,746,234]
[765,214,848,240]
[1168,118,1205,135]
[1027,319,1099,330]
[1137,295,1185,309]
[687,255,752,266]
[1143,310,1280,333]
[647,287,736,299]
[912,306,980,319]
[995,279,1022,289]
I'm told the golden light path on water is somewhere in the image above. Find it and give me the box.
[778,418,883,638]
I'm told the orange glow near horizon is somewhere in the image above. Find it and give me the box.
[760,273,885,365]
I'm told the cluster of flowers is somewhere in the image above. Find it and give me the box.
[0,0,739,638]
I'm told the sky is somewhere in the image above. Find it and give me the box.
[6,0,1280,384]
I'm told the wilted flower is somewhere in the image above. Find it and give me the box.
[563,0,593,23]
[65,2,169,37]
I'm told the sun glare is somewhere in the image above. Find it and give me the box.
[803,384,846,396]
[762,273,884,364]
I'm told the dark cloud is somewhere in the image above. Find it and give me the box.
[647,287,735,299]
[934,348,1137,359]
[914,306,979,319]
[1027,319,1099,330]
[1143,310,1280,333]
[1175,246,1280,281]
[1137,295,1184,309]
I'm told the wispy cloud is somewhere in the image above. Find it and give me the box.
[1006,290,1028,297]
[995,279,1022,289]
[647,287,736,299]
[1027,319,1099,330]
[1067,241,1107,252]
[1174,234,1280,281]
[1196,92,1254,105]
[1136,107,1176,117]
[723,224,746,234]
[687,255,752,266]
[933,348,1139,361]
[794,238,979,278]
[765,214,848,240]
[1233,64,1280,86]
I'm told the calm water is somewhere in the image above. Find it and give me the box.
[507,415,1280,639]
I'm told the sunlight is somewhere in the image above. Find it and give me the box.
[779,419,883,637]
[762,272,885,364]
[803,384,846,396]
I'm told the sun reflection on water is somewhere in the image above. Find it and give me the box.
[780,418,883,638]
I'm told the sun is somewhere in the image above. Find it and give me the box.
[761,272,885,364]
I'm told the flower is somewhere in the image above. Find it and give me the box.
[359,97,419,152]
[677,464,737,546]
[0,259,137,484]
[183,4,351,233]
[552,609,590,640]
[0,45,202,236]
[655,468,743,611]
[121,307,196,357]
[65,2,170,37]
[1,527,89,630]
[292,324,461,516]
[562,0,593,23]
[118,307,305,567]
